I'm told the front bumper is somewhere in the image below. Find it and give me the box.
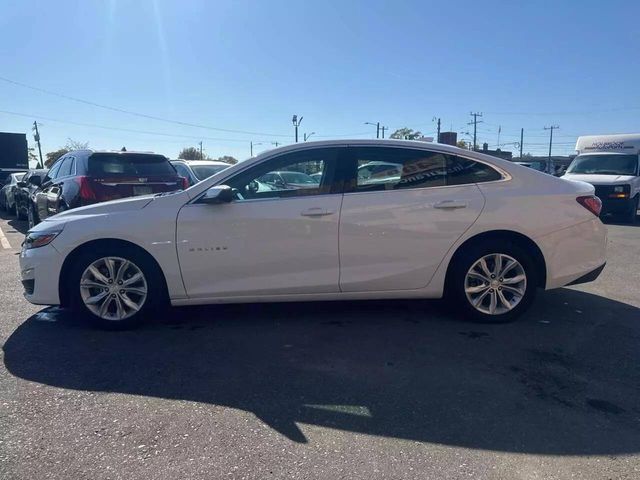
[19,244,64,305]
[600,196,635,215]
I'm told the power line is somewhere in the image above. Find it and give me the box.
[0,75,291,138]
[0,109,279,144]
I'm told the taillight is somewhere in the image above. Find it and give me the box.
[75,176,97,201]
[179,176,189,189]
[576,195,602,217]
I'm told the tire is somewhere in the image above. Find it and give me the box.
[67,246,166,330]
[14,201,24,220]
[624,196,638,224]
[27,204,37,229]
[447,241,537,323]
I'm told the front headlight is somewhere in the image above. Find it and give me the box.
[613,185,625,193]
[23,230,62,250]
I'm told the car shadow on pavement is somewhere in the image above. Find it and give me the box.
[0,209,28,235]
[4,288,640,454]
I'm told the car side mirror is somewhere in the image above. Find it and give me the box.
[29,176,42,187]
[200,185,233,204]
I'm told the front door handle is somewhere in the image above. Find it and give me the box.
[434,200,468,209]
[301,207,333,217]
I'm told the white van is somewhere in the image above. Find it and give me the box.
[563,134,640,223]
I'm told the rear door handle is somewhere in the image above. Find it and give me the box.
[434,200,468,209]
[301,207,333,217]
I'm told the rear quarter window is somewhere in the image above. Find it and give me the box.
[88,154,176,176]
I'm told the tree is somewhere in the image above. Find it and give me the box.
[216,155,238,165]
[44,138,89,167]
[45,148,69,167]
[178,147,203,160]
[456,140,469,149]
[390,128,422,140]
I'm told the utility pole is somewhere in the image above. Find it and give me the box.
[380,126,388,139]
[198,141,203,160]
[468,112,483,151]
[519,128,524,160]
[436,118,441,142]
[292,115,303,143]
[32,121,43,168]
[497,125,501,148]
[251,141,264,157]
[271,141,280,147]
[544,125,559,174]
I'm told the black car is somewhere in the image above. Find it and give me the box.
[34,150,187,222]
[15,169,48,227]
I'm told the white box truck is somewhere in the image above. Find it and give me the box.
[563,133,640,223]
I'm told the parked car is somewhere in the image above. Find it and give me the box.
[33,150,187,222]
[258,170,319,189]
[562,134,640,223]
[21,140,607,329]
[15,169,48,227]
[0,172,26,214]
[170,160,230,186]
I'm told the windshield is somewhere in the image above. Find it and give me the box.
[191,164,228,180]
[280,171,318,184]
[567,154,638,175]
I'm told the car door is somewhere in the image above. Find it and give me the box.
[36,159,64,220]
[44,155,75,215]
[338,146,495,292]
[176,147,345,298]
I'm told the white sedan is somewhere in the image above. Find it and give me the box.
[20,140,607,329]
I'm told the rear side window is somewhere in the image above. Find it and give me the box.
[354,147,447,191]
[88,154,175,176]
[350,147,502,192]
[447,155,502,185]
[58,156,75,177]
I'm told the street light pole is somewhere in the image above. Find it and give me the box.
[544,125,559,174]
[365,122,380,139]
[292,115,303,143]
[304,132,316,141]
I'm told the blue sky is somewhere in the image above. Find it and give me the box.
[1,0,639,164]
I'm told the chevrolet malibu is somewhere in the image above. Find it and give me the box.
[20,140,607,329]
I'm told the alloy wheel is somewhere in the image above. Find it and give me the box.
[79,256,148,321]
[464,253,527,315]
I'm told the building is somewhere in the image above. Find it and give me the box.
[478,143,513,160]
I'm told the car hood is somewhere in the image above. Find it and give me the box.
[562,173,636,185]
[34,195,155,232]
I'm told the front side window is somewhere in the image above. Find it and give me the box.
[47,159,64,180]
[225,148,338,201]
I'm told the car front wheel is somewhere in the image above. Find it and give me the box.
[68,248,164,329]
[448,242,537,323]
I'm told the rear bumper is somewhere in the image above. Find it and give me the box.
[567,262,606,286]
[536,218,607,290]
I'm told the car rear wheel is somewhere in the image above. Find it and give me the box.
[68,248,164,329]
[448,242,537,323]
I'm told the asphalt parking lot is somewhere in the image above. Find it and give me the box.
[0,211,639,480]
